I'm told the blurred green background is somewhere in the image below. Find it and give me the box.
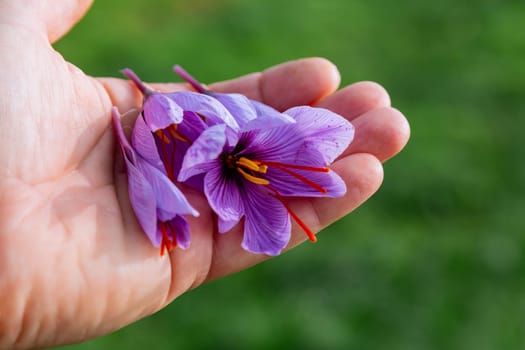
[54,0,525,349]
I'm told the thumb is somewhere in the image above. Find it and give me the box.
[0,0,93,43]
[44,0,94,42]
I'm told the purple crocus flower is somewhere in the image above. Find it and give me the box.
[112,107,199,256]
[178,105,354,256]
[122,68,248,184]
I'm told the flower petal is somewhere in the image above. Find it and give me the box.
[210,92,257,126]
[167,91,239,130]
[283,106,354,164]
[143,93,184,131]
[178,111,208,141]
[178,124,227,182]
[168,215,191,249]
[167,112,210,183]
[218,217,240,233]
[132,115,164,170]
[125,157,159,246]
[237,126,309,165]
[137,157,199,218]
[241,100,296,131]
[204,166,244,225]
[241,185,291,256]
[210,93,296,131]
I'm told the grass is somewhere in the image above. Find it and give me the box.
[54,0,525,349]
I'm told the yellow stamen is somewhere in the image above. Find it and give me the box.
[237,157,267,173]
[237,168,270,185]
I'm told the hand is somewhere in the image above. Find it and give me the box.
[0,0,410,348]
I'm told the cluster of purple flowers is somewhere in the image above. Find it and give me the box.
[112,66,354,256]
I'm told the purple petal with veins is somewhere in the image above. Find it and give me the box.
[166,91,239,130]
[241,183,291,256]
[178,124,228,182]
[143,93,184,132]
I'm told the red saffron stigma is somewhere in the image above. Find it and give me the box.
[159,222,176,257]
[263,161,328,194]
[263,161,330,173]
[156,131,175,181]
[270,189,317,243]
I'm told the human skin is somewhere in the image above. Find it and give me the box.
[0,0,410,348]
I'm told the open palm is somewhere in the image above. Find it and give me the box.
[0,1,409,348]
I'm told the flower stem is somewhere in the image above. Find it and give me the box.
[173,65,208,93]
[121,68,154,95]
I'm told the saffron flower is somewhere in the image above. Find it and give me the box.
[122,68,246,184]
[112,107,199,256]
[178,106,354,256]
[120,65,353,256]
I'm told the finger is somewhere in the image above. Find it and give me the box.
[204,153,383,281]
[210,57,341,110]
[294,153,383,235]
[314,82,409,162]
[152,57,341,110]
[45,0,94,43]
[343,107,411,162]
[98,77,153,115]
[315,81,391,120]
[1,0,95,43]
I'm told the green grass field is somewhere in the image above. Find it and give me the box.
[54,0,525,349]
